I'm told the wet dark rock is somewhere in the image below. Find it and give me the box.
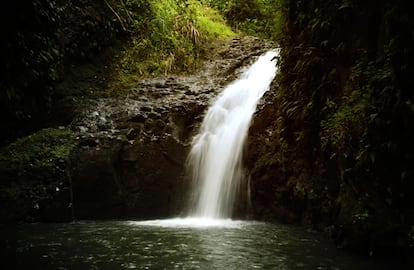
[0,36,274,222]
[141,106,152,112]
[66,36,274,220]
[126,128,138,140]
[155,82,168,88]
[148,111,160,119]
[129,114,147,123]
[80,137,99,147]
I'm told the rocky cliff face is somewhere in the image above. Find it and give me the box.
[245,0,414,260]
[70,36,274,220]
[0,36,274,222]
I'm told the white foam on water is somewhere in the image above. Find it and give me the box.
[127,218,249,228]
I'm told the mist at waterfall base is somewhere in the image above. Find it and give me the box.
[8,51,400,269]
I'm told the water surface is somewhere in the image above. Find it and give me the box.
[9,219,398,269]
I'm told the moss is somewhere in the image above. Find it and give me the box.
[0,128,76,167]
[0,128,77,222]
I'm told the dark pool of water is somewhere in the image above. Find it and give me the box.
[1,219,406,269]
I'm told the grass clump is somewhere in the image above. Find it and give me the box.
[207,0,284,41]
[112,0,236,88]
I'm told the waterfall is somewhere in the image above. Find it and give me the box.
[187,50,279,219]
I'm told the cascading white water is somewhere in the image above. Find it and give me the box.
[187,50,279,219]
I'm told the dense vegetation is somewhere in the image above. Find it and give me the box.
[0,0,234,143]
[248,0,414,260]
[207,0,283,40]
[0,128,76,222]
[1,0,413,262]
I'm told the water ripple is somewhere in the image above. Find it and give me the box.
[14,220,399,270]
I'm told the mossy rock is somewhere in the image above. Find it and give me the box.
[0,128,77,223]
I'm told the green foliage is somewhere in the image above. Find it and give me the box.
[206,0,284,41]
[320,89,368,149]
[204,0,229,13]
[263,0,414,256]
[193,2,236,39]
[1,0,124,141]
[0,128,77,222]
[116,0,235,84]
[1,0,234,142]
[0,128,77,172]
